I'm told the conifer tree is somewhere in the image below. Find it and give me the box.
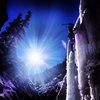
[0,11,32,72]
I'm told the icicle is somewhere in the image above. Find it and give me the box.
[66,39,79,100]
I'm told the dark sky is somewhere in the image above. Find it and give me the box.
[8,0,79,13]
[6,0,80,39]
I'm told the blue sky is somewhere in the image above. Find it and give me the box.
[2,0,79,74]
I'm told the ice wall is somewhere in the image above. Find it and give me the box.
[74,0,100,99]
[66,0,100,99]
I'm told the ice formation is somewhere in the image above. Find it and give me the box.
[66,0,100,99]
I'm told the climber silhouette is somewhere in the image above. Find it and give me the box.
[68,23,75,52]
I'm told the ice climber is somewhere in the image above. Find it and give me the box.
[68,23,75,52]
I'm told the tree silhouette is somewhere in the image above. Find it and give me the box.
[0,11,32,72]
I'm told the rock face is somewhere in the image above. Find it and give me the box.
[0,60,66,100]
[73,0,100,99]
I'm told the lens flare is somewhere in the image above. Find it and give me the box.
[12,11,66,81]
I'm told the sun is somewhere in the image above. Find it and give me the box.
[26,49,44,66]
